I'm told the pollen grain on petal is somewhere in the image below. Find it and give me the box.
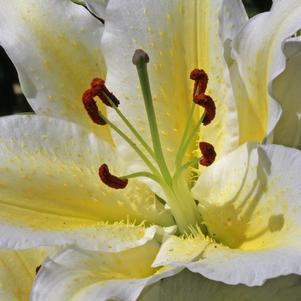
[99,164,128,189]
[199,142,216,166]
[82,89,106,125]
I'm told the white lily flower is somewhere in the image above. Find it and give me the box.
[0,0,301,300]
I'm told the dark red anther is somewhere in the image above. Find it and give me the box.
[190,69,208,98]
[199,142,216,166]
[194,95,216,125]
[90,78,120,107]
[82,89,106,125]
[99,164,128,189]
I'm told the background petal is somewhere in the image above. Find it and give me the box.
[0,0,111,142]
[139,269,301,301]
[231,0,301,143]
[272,36,301,148]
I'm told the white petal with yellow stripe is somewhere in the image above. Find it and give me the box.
[102,0,242,175]
[0,115,173,249]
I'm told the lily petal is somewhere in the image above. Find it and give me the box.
[85,0,108,19]
[219,0,248,44]
[231,0,301,143]
[102,0,240,172]
[0,115,173,249]
[140,269,301,301]
[31,243,181,301]
[272,37,301,149]
[0,247,55,301]
[0,0,111,142]
[154,143,301,285]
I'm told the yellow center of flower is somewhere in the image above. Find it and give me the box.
[82,49,217,234]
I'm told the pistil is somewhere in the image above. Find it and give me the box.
[132,49,172,185]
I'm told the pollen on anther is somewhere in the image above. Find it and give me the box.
[199,142,216,166]
[190,68,208,96]
[99,164,128,189]
[82,89,106,125]
[90,78,120,107]
[194,95,216,125]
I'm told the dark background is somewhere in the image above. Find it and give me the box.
[0,0,272,116]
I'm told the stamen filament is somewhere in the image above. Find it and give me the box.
[133,49,172,185]
[120,171,163,185]
[104,95,156,159]
[175,102,196,168]
[173,157,201,180]
[176,112,205,167]
[99,113,161,177]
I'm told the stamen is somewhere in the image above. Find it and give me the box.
[90,78,156,158]
[190,68,208,98]
[90,78,120,107]
[82,89,106,125]
[99,164,128,189]
[199,142,216,166]
[194,94,216,125]
[175,112,205,167]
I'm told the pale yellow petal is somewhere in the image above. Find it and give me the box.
[0,115,173,249]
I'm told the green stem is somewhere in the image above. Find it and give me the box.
[173,157,201,180]
[121,171,163,185]
[105,95,155,159]
[100,114,161,178]
[164,185,201,234]
[175,102,196,167]
[134,61,172,185]
[175,113,205,167]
